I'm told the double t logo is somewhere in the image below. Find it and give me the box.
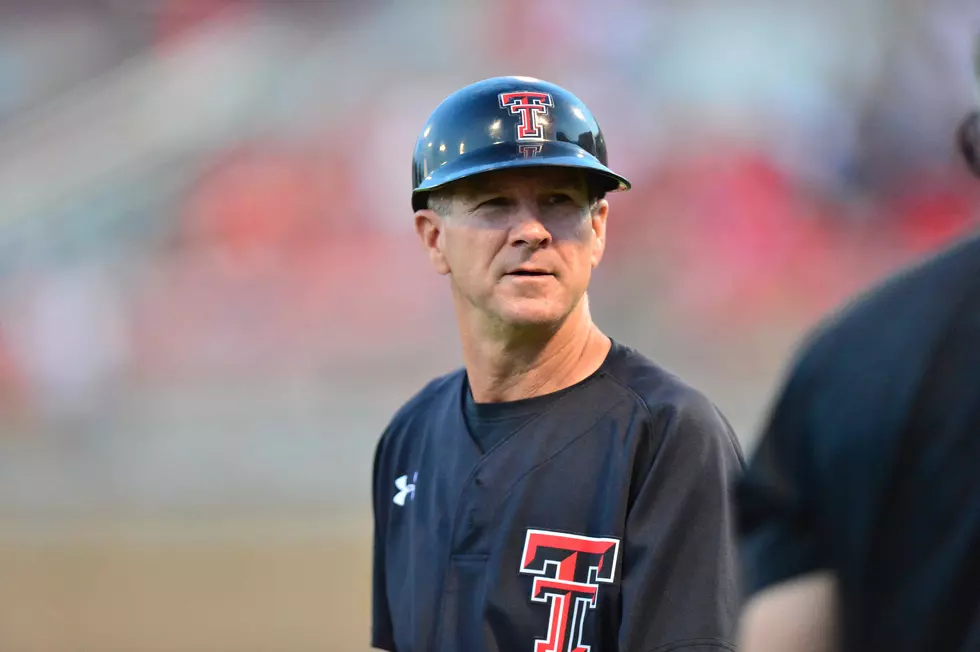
[519,529,621,652]
[499,91,554,141]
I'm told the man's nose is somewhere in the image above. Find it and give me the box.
[508,205,552,248]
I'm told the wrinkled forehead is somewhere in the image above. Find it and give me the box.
[445,166,590,198]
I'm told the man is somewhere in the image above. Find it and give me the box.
[371,76,744,652]
[736,45,980,651]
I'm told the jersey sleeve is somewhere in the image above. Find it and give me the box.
[371,432,396,651]
[619,393,744,651]
[735,352,830,600]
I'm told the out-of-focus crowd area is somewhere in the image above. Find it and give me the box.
[0,1,978,649]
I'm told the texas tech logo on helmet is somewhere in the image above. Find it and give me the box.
[499,91,554,141]
[519,528,620,652]
[519,143,544,159]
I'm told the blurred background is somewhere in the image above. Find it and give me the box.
[1,1,978,650]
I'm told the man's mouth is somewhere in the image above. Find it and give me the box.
[507,270,552,277]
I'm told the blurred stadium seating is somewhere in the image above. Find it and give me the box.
[0,1,978,649]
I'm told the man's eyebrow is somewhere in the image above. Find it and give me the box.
[541,181,590,196]
[460,189,500,203]
[460,176,586,199]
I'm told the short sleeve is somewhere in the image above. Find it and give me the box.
[371,433,396,651]
[736,358,830,600]
[618,394,745,651]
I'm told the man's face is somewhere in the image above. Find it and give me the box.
[415,167,609,330]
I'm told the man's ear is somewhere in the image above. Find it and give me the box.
[590,199,609,268]
[415,209,451,275]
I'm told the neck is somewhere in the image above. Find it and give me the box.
[459,297,611,403]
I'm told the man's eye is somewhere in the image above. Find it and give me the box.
[478,197,510,208]
[547,194,573,204]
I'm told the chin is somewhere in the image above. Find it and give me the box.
[494,298,572,329]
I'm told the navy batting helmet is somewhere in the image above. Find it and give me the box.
[411,76,631,211]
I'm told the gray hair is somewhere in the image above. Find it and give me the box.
[426,193,454,217]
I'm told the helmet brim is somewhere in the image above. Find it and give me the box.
[412,141,630,211]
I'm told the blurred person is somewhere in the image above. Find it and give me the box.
[371,76,744,652]
[736,39,980,651]
[736,230,980,652]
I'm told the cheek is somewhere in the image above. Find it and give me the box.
[564,220,598,262]
[444,228,504,273]
[548,213,591,240]
[566,215,600,255]
[555,244,596,288]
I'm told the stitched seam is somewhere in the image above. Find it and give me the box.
[491,393,631,509]
[599,372,674,460]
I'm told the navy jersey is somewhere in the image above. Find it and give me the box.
[371,340,744,652]
[737,233,980,651]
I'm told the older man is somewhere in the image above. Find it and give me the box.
[371,76,744,652]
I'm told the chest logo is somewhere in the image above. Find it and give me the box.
[519,528,621,652]
[392,472,417,506]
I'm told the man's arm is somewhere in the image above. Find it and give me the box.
[735,339,838,652]
[619,393,745,651]
[739,572,838,652]
[371,433,396,651]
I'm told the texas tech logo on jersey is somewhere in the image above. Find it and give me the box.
[499,91,554,141]
[519,528,620,652]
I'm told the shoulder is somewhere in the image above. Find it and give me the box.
[374,367,464,459]
[748,233,980,486]
[388,367,464,430]
[602,340,731,431]
[601,341,744,466]
[794,232,980,383]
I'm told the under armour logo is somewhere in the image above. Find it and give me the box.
[393,472,417,506]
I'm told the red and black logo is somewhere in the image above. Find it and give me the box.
[499,91,554,141]
[518,143,544,159]
[519,528,620,652]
